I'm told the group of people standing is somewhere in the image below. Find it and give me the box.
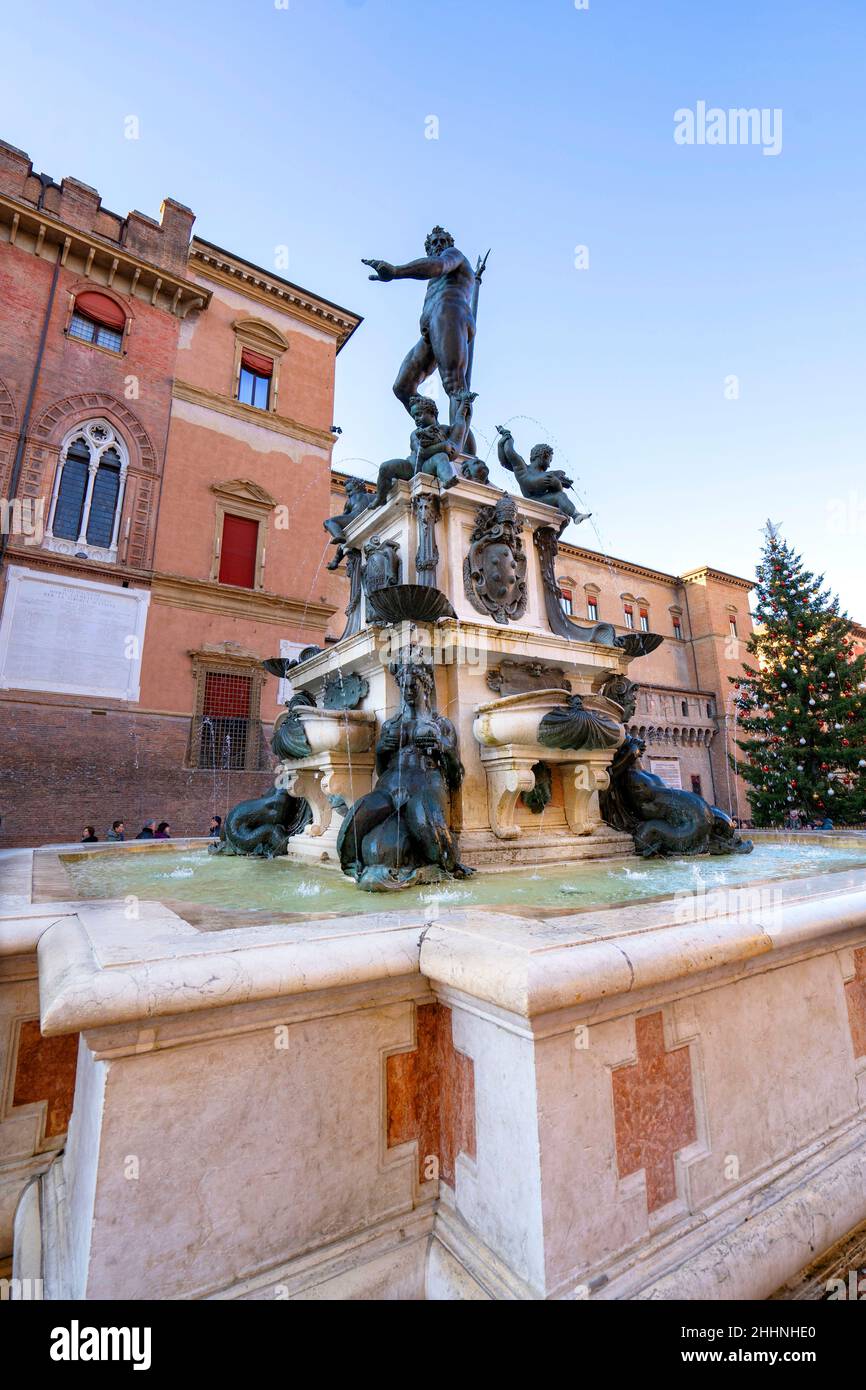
[80,816,222,844]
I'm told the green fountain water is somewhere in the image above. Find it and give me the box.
[61,840,866,919]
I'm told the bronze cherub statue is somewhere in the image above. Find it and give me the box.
[496,425,590,533]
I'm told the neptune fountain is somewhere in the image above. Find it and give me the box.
[215,225,752,881]
[15,228,866,1312]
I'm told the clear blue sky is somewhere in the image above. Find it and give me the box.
[3,1,865,614]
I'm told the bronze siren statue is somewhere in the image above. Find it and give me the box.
[336,653,473,890]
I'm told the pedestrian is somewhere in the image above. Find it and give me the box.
[135,820,157,840]
[208,814,222,840]
[107,820,125,842]
[81,825,98,843]
[155,821,171,839]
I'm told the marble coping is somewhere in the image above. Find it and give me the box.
[28,864,866,1041]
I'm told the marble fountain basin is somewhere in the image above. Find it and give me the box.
[278,704,377,755]
[473,687,624,748]
[12,829,866,1303]
[52,835,866,923]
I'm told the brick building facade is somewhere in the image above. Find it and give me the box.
[0,140,359,846]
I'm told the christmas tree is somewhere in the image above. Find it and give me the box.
[731,522,866,826]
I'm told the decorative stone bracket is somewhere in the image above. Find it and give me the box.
[561,753,612,836]
[479,745,616,840]
[474,688,621,841]
[276,706,377,853]
[477,751,538,841]
[281,753,374,845]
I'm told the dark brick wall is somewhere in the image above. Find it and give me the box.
[0,699,276,847]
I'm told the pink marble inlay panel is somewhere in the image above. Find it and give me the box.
[845,947,866,1062]
[611,1011,697,1213]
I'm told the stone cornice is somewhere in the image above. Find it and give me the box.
[189,640,265,668]
[640,681,716,699]
[172,380,335,452]
[0,543,153,588]
[557,543,754,592]
[190,239,362,351]
[680,565,755,591]
[150,571,336,629]
[0,193,209,320]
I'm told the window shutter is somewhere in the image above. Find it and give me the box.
[240,347,273,377]
[74,291,126,330]
[218,513,259,588]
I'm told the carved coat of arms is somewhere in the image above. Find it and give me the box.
[463,495,528,623]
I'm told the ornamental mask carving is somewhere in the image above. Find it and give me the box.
[598,674,640,723]
[463,495,528,624]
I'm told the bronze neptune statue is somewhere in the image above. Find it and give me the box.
[363,226,480,452]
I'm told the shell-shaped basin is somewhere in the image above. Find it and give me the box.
[473,688,572,748]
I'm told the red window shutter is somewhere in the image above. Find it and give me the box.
[203,672,251,718]
[74,291,126,330]
[624,604,633,614]
[639,608,648,618]
[241,348,273,377]
[218,513,258,588]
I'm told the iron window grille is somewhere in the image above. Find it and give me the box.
[188,665,266,771]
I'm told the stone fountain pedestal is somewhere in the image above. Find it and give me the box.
[14,866,866,1301]
[278,473,636,872]
[277,706,376,865]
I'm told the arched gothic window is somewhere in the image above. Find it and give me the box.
[45,420,129,562]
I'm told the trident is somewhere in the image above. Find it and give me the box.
[466,248,491,391]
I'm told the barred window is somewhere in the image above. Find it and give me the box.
[188,663,265,771]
